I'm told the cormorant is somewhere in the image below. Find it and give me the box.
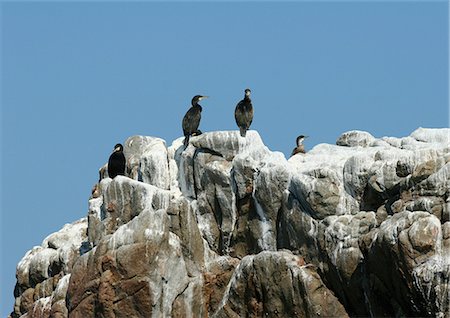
[182,95,208,147]
[108,143,126,178]
[235,88,253,137]
[291,135,308,157]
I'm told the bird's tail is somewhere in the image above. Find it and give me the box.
[240,127,247,137]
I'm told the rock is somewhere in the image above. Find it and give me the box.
[12,219,87,317]
[51,274,70,316]
[416,162,450,197]
[16,246,43,290]
[194,152,237,254]
[292,167,343,218]
[319,212,377,281]
[18,288,35,315]
[10,128,450,318]
[202,256,240,315]
[396,159,413,177]
[190,130,268,161]
[277,195,320,261]
[167,137,184,194]
[336,130,376,147]
[410,127,450,144]
[98,176,171,240]
[213,251,348,317]
[67,209,193,317]
[28,296,52,318]
[368,211,449,317]
[124,135,170,189]
[343,153,376,202]
[289,144,360,218]
[167,196,206,275]
[249,159,291,252]
[173,142,197,199]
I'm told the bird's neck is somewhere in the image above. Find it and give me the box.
[193,104,202,111]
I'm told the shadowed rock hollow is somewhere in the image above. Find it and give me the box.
[10,128,450,317]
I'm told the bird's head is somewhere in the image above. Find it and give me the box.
[192,95,209,105]
[296,135,308,146]
[244,88,251,97]
[113,143,123,153]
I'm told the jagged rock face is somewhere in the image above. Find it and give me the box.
[68,209,194,317]
[11,220,87,318]
[213,251,348,318]
[11,127,450,318]
[366,211,449,317]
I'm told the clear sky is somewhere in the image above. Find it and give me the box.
[1,1,448,315]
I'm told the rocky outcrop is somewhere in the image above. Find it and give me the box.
[213,251,348,318]
[11,127,450,317]
[11,220,87,317]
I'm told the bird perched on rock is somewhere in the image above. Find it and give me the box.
[291,135,308,157]
[235,88,253,137]
[182,95,208,147]
[108,143,126,178]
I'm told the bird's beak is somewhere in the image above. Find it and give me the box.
[114,146,120,152]
[201,96,209,100]
[305,136,309,138]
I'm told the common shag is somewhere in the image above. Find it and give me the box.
[234,88,253,137]
[108,143,126,178]
[291,135,308,157]
[182,95,208,147]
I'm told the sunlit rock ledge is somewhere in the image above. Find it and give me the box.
[10,127,450,318]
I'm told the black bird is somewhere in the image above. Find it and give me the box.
[291,135,308,157]
[108,143,126,178]
[182,95,208,147]
[234,88,253,137]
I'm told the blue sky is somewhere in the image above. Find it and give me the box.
[1,1,448,315]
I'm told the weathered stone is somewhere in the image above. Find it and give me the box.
[33,277,56,301]
[19,288,35,315]
[173,142,197,199]
[67,208,191,317]
[336,130,376,147]
[172,276,205,317]
[410,127,450,144]
[290,167,343,219]
[190,130,268,161]
[368,211,449,317]
[50,300,68,318]
[278,195,320,261]
[28,250,57,292]
[312,212,378,316]
[203,256,240,315]
[213,251,348,318]
[167,196,206,275]
[10,128,450,318]
[289,143,361,218]
[100,176,171,239]
[195,152,237,254]
[416,162,450,197]
[396,159,413,177]
[343,153,375,202]
[12,218,87,317]
[124,135,170,189]
[253,160,291,249]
